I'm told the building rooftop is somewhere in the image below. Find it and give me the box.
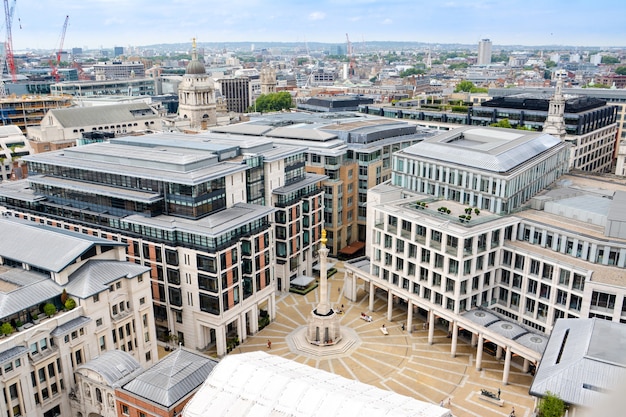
[77,350,143,388]
[400,127,565,174]
[0,217,124,273]
[530,318,626,410]
[49,102,158,128]
[182,351,452,417]
[122,202,274,238]
[65,260,150,298]
[122,347,218,408]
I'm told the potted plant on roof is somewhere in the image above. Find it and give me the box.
[65,298,76,311]
[44,303,57,318]
[16,320,24,331]
[31,313,40,325]
[1,322,15,337]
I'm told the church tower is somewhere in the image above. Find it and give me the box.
[178,38,216,130]
[260,66,277,95]
[543,71,567,139]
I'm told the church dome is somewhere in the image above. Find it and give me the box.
[186,59,206,75]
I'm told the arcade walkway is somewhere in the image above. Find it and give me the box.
[229,270,536,417]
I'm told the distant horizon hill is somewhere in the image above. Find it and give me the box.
[15,41,623,55]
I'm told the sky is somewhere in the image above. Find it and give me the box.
[7,0,626,51]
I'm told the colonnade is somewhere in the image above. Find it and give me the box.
[355,274,539,385]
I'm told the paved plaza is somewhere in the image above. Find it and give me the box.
[233,271,536,417]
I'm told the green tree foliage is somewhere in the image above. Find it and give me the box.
[490,118,513,129]
[545,60,557,68]
[491,52,509,63]
[399,67,426,77]
[454,80,476,93]
[537,391,566,417]
[252,92,293,113]
[601,56,620,65]
[448,63,469,70]
[615,66,626,75]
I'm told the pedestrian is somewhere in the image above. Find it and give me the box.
[267,339,272,349]
[509,406,515,417]
[401,323,405,331]
[498,388,501,399]
[439,400,443,407]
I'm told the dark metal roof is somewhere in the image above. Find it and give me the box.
[65,260,150,298]
[77,350,143,388]
[0,346,28,366]
[122,347,218,408]
[50,316,92,337]
[0,217,124,273]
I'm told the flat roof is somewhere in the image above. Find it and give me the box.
[400,127,564,173]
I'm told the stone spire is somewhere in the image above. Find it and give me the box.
[543,72,567,139]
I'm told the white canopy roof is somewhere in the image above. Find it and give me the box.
[182,351,452,417]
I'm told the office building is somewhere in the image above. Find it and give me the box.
[214,77,251,113]
[113,46,124,58]
[0,216,157,417]
[361,84,618,174]
[477,39,492,66]
[50,78,157,97]
[344,126,626,386]
[212,112,435,256]
[0,95,73,135]
[0,132,325,356]
[92,61,145,80]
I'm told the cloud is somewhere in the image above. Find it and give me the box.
[309,11,326,21]
[382,18,393,24]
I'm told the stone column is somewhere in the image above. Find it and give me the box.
[387,291,393,321]
[249,308,259,334]
[451,321,458,358]
[503,346,512,385]
[369,281,375,312]
[476,334,484,371]
[428,310,435,345]
[496,344,503,359]
[237,315,244,344]
[407,300,413,333]
[216,326,227,357]
[316,230,331,315]
[471,332,477,346]
[523,358,530,373]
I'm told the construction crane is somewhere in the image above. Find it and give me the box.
[50,15,69,82]
[3,0,16,82]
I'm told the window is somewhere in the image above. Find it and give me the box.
[590,291,616,310]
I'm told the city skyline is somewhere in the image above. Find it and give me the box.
[9,0,626,52]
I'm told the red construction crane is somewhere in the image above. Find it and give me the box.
[50,15,69,82]
[3,0,16,82]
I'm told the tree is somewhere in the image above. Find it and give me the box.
[537,391,566,417]
[615,66,626,75]
[490,118,513,129]
[399,67,425,77]
[455,80,476,93]
[601,56,620,65]
[251,92,293,113]
[545,60,557,68]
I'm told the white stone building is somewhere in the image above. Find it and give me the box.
[0,217,156,417]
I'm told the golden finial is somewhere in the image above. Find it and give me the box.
[192,37,197,50]
[321,229,327,246]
